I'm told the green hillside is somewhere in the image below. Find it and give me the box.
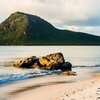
[0,12,100,45]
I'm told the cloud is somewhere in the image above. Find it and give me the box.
[65,25,79,31]
[0,0,100,24]
[65,25,100,36]
[0,0,34,21]
[79,26,100,36]
[64,15,100,26]
[31,0,100,26]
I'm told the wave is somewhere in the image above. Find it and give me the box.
[0,68,61,84]
[73,64,100,68]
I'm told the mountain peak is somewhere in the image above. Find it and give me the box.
[0,12,100,45]
[12,11,24,15]
[10,11,43,20]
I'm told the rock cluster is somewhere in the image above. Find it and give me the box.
[13,52,72,71]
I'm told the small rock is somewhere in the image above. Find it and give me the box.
[60,71,76,76]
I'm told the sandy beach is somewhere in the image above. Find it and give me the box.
[1,72,99,100]
[0,46,100,100]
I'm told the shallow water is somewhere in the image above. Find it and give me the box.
[0,46,100,84]
[0,46,100,65]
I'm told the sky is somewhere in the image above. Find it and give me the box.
[0,0,100,36]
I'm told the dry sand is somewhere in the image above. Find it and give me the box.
[6,73,100,100]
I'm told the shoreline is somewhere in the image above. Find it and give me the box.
[0,69,99,100]
[8,73,100,100]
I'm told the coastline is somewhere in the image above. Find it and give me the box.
[0,71,99,100]
[11,73,100,100]
[0,39,100,100]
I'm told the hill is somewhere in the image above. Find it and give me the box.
[0,12,100,45]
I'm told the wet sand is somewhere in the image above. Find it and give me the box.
[1,73,99,100]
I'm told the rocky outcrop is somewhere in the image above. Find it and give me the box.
[38,53,65,70]
[13,56,37,68]
[13,52,72,71]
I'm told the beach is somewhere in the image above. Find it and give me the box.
[9,73,100,100]
[0,69,99,100]
[0,46,100,100]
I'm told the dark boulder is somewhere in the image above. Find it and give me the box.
[60,62,72,71]
[13,56,37,68]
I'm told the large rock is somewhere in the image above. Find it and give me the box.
[38,52,65,70]
[13,52,72,71]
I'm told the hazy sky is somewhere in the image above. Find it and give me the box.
[0,0,100,36]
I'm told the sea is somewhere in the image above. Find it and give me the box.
[0,46,100,84]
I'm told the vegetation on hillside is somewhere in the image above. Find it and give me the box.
[0,12,100,45]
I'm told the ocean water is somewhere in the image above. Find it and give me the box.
[0,46,100,84]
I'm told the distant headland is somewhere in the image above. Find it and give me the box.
[0,12,100,45]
